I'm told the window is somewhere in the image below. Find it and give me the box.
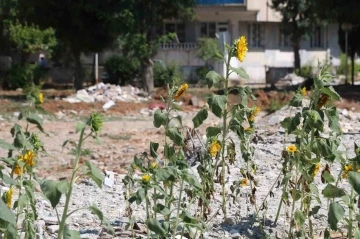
[200,22,216,38]
[163,23,186,43]
[310,26,323,48]
[247,23,264,48]
[279,32,291,47]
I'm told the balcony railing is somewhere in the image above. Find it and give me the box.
[196,0,245,5]
[161,43,198,50]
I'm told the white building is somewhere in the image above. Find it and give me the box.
[155,0,341,85]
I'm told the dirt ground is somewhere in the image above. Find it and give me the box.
[0,85,359,180]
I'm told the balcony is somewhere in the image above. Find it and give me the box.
[196,0,245,5]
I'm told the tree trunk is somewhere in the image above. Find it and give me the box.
[73,51,84,90]
[351,53,355,85]
[293,40,301,74]
[142,57,154,93]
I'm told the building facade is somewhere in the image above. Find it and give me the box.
[155,0,341,85]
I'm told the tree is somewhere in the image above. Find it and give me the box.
[19,0,116,90]
[106,0,196,93]
[271,0,320,73]
[316,0,360,85]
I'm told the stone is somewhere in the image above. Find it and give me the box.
[42,216,58,225]
[103,100,115,110]
[341,108,348,117]
[47,225,59,234]
[104,170,115,187]
[190,96,199,107]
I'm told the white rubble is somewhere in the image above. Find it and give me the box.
[63,83,149,104]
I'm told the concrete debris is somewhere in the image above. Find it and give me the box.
[276,73,306,87]
[63,83,149,103]
[102,100,115,110]
[104,170,115,188]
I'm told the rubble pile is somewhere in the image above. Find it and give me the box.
[63,83,149,104]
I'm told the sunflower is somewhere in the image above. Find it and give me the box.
[142,174,151,183]
[236,36,248,62]
[240,178,248,187]
[209,140,221,157]
[174,83,189,101]
[312,163,321,178]
[301,87,307,96]
[286,145,297,153]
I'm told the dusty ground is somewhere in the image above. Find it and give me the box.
[0,85,359,180]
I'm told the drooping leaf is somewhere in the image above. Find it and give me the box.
[324,106,341,133]
[153,109,168,128]
[328,202,344,230]
[150,142,159,158]
[230,66,249,79]
[322,184,346,198]
[294,210,305,226]
[85,160,104,188]
[309,206,321,216]
[207,94,227,118]
[136,188,145,205]
[205,70,222,89]
[321,86,341,101]
[40,180,62,208]
[192,107,208,128]
[153,203,170,215]
[146,218,166,236]
[206,127,221,138]
[26,113,44,132]
[0,199,16,225]
[280,113,301,134]
[348,171,360,195]
[165,128,184,145]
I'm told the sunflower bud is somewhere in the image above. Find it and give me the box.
[88,112,103,135]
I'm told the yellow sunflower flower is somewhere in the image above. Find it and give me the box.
[286,145,297,153]
[301,87,307,96]
[23,150,35,166]
[14,164,22,176]
[342,165,353,179]
[312,163,321,178]
[240,178,248,187]
[236,36,248,62]
[38,93,44,104]
[142,174,151,183]
[4,187,13,208]
[248,106,260,122]
[209,140,221,157]
[174,83,188,101]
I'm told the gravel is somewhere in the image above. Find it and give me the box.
[2,104,360,239]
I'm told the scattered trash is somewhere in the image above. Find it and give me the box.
[63,83,149,103]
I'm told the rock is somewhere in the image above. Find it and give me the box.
[104,170,115,188]
[102,100,115,110]
[42,217,58,225]
[175,235,189,239]
[190,96,199,107]
[347,110,358,121]
[91,153,99,160]
[54,111,65,119]
[341,108,348,117]
[47,225,59,234]
[13,112,20,117]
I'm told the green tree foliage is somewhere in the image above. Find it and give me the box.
[104,0,196,93]
[196,37,223,65]
[271,0,321,72]
[316,0,360,85]
[104,55,140,85]
[19,0,117,90]
[9,22,57,62]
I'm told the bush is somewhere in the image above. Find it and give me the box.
[104,55,140,85]
[295,64,313,79]
[3,63,37,90]
[337,53,360,76]
[153,61,181,87]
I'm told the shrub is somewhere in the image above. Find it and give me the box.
[3,63,36,90]
[153,61,181,87]
[104,55,140,85]
[337,53,360,75]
